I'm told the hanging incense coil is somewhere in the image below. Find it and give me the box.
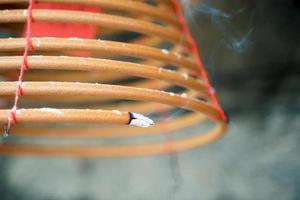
[0,0,228,157]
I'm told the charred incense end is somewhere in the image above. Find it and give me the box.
[128,112,154,128]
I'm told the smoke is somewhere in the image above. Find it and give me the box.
[181,0,256,91]
[183,0,255,54]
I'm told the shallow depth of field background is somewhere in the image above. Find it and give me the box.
[0,0,299,199]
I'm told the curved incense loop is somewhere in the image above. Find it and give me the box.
[0,0,228,157]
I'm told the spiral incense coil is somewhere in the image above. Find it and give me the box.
[0,0,228,157]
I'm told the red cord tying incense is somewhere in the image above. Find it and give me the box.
[170,0,228,122]
[4,0,34,137]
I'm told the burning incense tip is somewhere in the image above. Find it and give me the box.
[128,112,154,128]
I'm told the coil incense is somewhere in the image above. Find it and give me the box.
[0,0,228,157]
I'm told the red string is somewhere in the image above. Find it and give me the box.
[5,0,34,136]
[170,0,227,122]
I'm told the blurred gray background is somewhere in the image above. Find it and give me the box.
[0,0,299,199]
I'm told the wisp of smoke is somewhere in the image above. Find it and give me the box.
[181,0,255,88]
[182,0,254,53]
